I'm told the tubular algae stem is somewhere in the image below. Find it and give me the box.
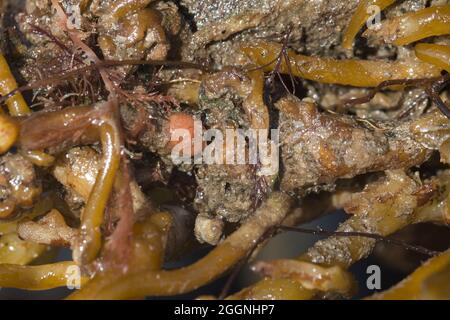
[0,54,57,163]
[415,43,450,74]
[252,259,357,297]
[245,69,270,130]
[21,150,55,167]
[72,119,121,265]
[0,54,31,117]
[63,212,169,299]
[341,0,396,49]
[0,232,46,265]
[363,5,450,45]
[68,192,293,299]
[108,0,155,22]
[227,278,316,300]
[0,54,27,155]
[0,113,18,155]
[0,261,87,290]
[18,105,100,151]
[242,42,441,87]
